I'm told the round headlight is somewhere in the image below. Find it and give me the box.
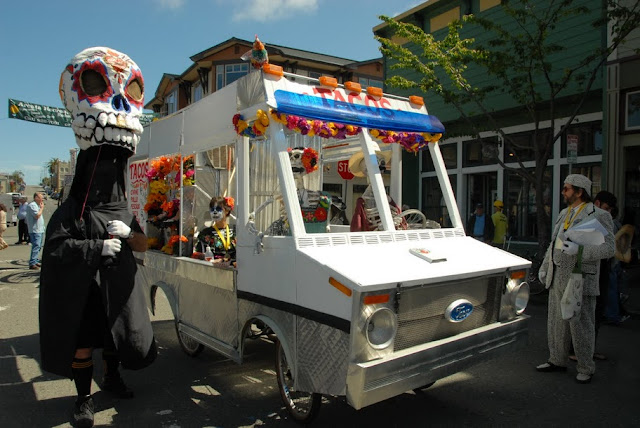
[365,307,398,349]
[513,282,530,315]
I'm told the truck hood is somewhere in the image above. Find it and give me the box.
[297,235,531,292]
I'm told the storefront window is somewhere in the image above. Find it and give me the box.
[463,137,499,167]
[504,129,552,163]
[421,175,455,228]
[422,142,457,172]
[504,168,551,240]
[560,121,602,157]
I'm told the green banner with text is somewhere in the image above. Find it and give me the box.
[8,98,156,127]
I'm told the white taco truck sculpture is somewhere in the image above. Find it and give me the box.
[128,65,531,422]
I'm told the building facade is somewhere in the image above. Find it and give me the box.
[146,37,383,116]
[374,0,639,246]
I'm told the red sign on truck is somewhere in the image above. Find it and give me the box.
[337,160,354,180]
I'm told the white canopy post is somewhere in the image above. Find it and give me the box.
[269,123,305,236]
[428,142,462,228]
[361,130,395,231]
[390,143,402,208]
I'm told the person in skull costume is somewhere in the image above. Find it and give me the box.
[39,47,157,428]
[195,196,237,265]
[535,174,614,384]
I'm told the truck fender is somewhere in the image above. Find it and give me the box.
[245,315,296,374]
[149,281,178,320]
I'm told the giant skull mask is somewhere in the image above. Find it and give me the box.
[59,47,144,153]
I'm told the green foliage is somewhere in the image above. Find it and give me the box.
[10,170,24,184]
[376,0,640,248]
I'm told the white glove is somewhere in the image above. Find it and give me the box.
[101,238,122,257]
[538,270,546,283]
[561,241,579,256]
[106,220,132,238]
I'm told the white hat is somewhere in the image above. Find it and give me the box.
[348,147,392,178]
[564,174,592,193]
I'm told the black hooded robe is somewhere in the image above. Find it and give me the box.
[39,146,156,379]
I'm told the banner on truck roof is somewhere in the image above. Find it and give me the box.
[8,98,157,128]
[263,77,444,134]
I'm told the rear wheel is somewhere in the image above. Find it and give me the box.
[413,381,436,393]
[175,322,204,357]
[275,339,321,423]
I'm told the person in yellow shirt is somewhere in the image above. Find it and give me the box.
[492,200,508,246]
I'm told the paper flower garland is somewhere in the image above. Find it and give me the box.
[231,109,442,153]
[144,154,195,217]
[233,109,269,138]
[161,234,188,255]
[301,148,318,173]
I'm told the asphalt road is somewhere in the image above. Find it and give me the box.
[1,187,640,427]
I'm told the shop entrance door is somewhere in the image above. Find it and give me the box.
[467,172,497,223]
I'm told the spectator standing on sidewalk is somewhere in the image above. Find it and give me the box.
[0,203,8,250]
[25,192,45,270]
[491,200,508,246]
[536,174,614,384]
[16,197,30,244]
[467,203,494,244]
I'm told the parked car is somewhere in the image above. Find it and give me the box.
[8,192,22,208]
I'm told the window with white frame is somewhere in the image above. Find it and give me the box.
[193,82,203,103]
[625,89,640,132]
[165,90,177,115]
[216,63,249,90]
[359,77,383,89]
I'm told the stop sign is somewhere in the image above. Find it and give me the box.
[337,160,354,180]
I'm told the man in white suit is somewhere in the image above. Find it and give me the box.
[536,174,614,384]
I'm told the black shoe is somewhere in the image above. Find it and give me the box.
[101,376,134,399]
[73,395,94,428]
[536,362,567,372]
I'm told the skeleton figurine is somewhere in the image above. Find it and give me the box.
[349,151,407,232]
[271,147,331,234]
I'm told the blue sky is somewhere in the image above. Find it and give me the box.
[0,0,422,185]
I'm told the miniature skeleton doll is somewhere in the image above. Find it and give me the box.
[348,151,407,231]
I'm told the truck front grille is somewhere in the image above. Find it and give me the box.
[393,275,502,352]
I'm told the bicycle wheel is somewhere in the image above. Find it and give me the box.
[175,322,204,357]
[275,339,321,423]
[401,209,427,229]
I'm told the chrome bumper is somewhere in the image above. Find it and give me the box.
[346,315,529,410]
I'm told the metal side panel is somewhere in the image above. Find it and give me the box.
[295,317,349,396]
[138,253,238,348]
